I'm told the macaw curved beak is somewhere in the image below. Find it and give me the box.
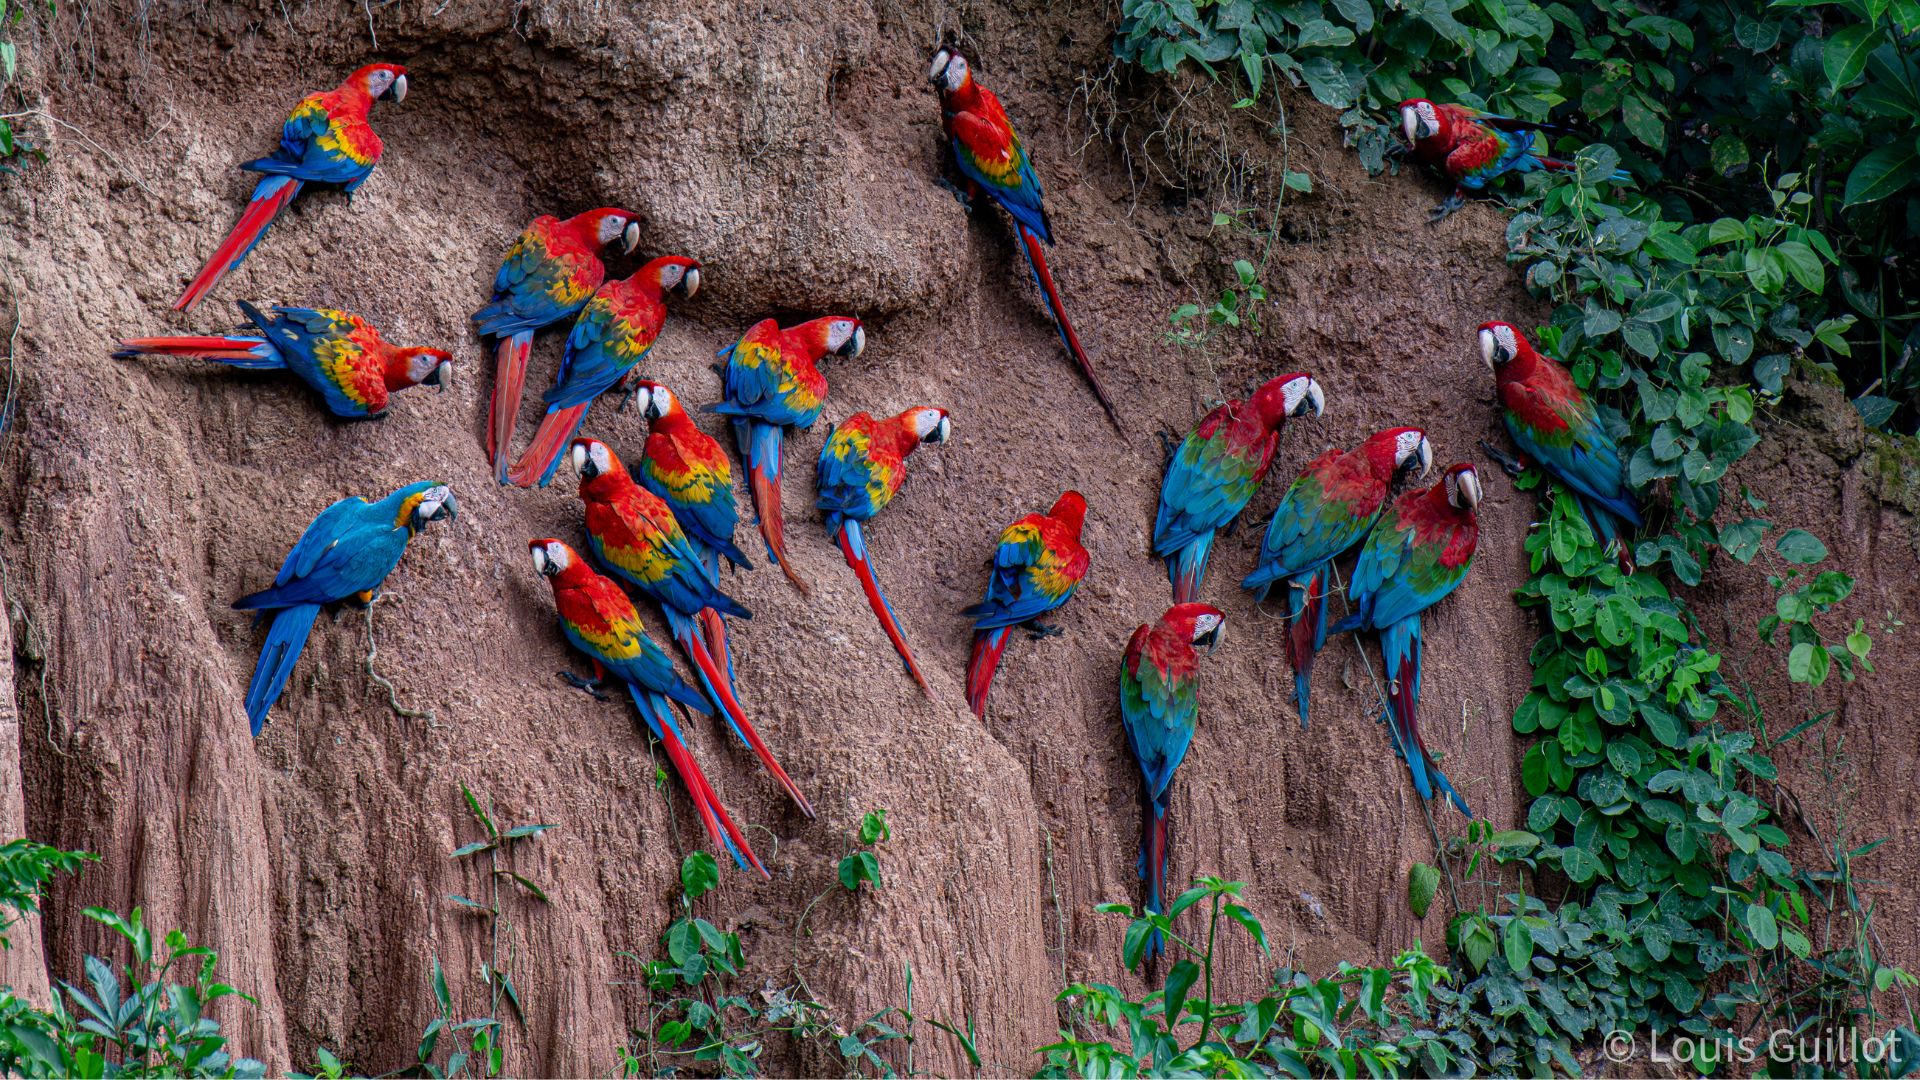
[570,443,598,479]
[1458,468,1483,508]
[1416,437,1434,479]
[530,544,552,576]
[1197,619,1225,655]
[840,326,866,359]
[620,221,640,255]
[386,74,408,103]
[925,416,952,444]
[1400,107,1418,143]
[681,267,700,298]
[1297,379,1325,418]
[426,490,458,524]
[928,48,951,85]
[426,360,451,390]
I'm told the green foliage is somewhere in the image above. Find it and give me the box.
[0,838,94,947]
[1039,878,1464,1078]
[0,907,264,1078]
[838,809,890,892]
[0,0,51,178]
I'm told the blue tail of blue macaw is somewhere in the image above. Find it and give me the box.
[1166,532,1215,605]
[1138,784,1171,961]
[1380,615,1471,818]
[627,683,769,875]
[1286,568,1330,728]
[243,602,320,736]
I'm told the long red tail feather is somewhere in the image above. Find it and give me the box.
[506,402,589,488]
[684,625,814,818]
[655,716,768,877]
[749,449,809,596]
[117,336,264,362]
[174,178,301,312]
[837,525,932,698]
[965,627,1011,719]
[488,333,532,483]
[1018,225,1122,430]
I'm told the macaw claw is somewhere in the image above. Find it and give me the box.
[936,174,976,213]
[1157,429,1180,466]
[1024,620,1064,641]
[559,671,612,702]
[1428,190,1466,224]
[1480,439,1528,478]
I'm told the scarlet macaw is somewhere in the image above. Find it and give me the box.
[117,302,450,419]
[234,481,456,735]
[1154,373,1324,603]
[815,406,952,696]
[570,437,812,817]
[928,45,1119,427]
[504,256,701,488]
[1119,602,1226,960]
[529,538,766,876]
[473,207,641,482]
[964,491,1091,719]
[1330,463,1482,816]
[175,64,408,311]
[712,316,865,594]
[1242,427,1433,726]
[1398,98,1629,221]
[1480,320,1641,568]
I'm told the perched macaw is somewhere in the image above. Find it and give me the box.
[529,538,766,877]
[1480,321,1642,569]
[815,406,952,696]
[117,302,450,419]
[504,256,701,487]
[630,380,753,709]
[1398,98,1629,221]
[473,207,641,481]
[711,316,866,594]
[175,64,409,311]
[570,437,813,817]
[1242,427,1432,726]
[963,491,1090,719]
[1329,463,1482,816]
[1154,373,1324,604]
[233,481,456,735]
[928,45,1119,428]
[1119,602,1226,960]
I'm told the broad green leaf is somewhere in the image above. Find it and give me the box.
[1745,902,1780,949]
[681,851,719,901]
[1843,142,1920,207]
[1408,862,1441,918]
[1823,25,1882,91]
[1775,528,1828,563]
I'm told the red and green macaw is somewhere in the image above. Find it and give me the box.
[712,316,866,594]
[928,45,1119,428]
[504,256,700,488]
[1398,98,1628,221]
[963,491,1091,719]
[1329,464,1482,817]
[176,64,408,311]
[529,538,766,877]
[234,481,456,735]
[474,207,641,482]
[118,302,450,419]
[815,406,952,696]
[1480,320,1642,568]
[1242,427,1433,726]
[1119,602,1226,960]
[570,437,813,818]
[1154,373,1324,604]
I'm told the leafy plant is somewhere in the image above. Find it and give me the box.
[1039,877,1464,1077]
[0,0,50,178]
[0,838,93,947]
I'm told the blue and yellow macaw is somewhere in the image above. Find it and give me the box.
[1119,603,1226,960]
[233,481,456,735]
[1330,464,1483,816]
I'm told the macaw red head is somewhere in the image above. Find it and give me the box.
[386,346,453,392]
[1476,320,1535,370]
[1441,462,1483,511]
[1250,372,1324,429]
[349,63,409,103]
[927,43,975,96]
[1364,426,1435,483]
[894,406,953,447]
[639,256,701,300]
[1398,99,1444,143]
[1160,602,1227,654]
[566,208,642,256]
[529,537,587,584]
[790,316,866,363]
[568,437,631,484]
[1049,490,1088,536]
